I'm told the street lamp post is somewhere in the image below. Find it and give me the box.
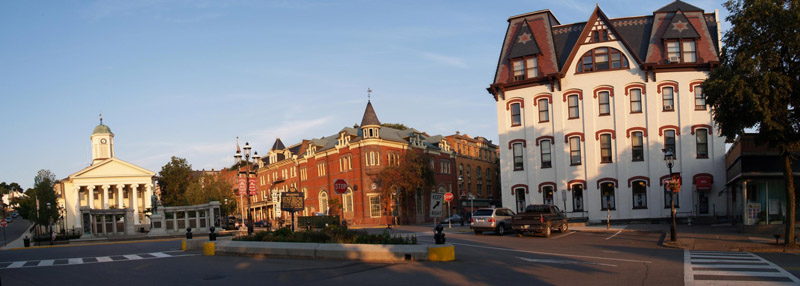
[663,149,677,241]
[235,142,259,235]
[60,203,66,236]
[46,203,52,245]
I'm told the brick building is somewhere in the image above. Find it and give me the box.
[445,132,501,214]
[253,101,458,226]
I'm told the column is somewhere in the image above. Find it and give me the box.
[112,214,118,234]
[116,184,124,209]
[184,211,189,230]
[73,186,82,230]
[145,184,153,224]
[102,185,110,209]
[132,184,140,225]
[196,209,201,229]
[173,211,178,233]
[87,186,95,209]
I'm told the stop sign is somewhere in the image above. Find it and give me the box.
[444,192,454,202]
[0,219,6,227]
[333,179,348,195]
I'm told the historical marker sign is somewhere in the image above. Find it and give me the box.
[281,191,305,212]
[333,179,348,195]
[430,193,443,217]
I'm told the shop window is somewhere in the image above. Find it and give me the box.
[572,184,584,212]
[543,186,554,205]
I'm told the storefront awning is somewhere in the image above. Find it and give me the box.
[695,176,713,191]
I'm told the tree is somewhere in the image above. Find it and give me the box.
[1,182,22,216]
[381,123,409,130]
[184,173,236,214]
[158,156,193,206]
[31,170,59,227]
[703,0,800,246]
[377,150,436,224]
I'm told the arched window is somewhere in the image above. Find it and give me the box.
[343,189,354,213]
[576,47,629,73]
[632,181,647,209]
[319,191,329,214]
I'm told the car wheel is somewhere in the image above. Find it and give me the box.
[559,221,568,233]
[496,224,505,236]
[474,230,482,235]
[543,224,551,238]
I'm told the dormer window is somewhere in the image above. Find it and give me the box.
[665,40,696,63]
[576,47,628,73]
[512,56,538,81]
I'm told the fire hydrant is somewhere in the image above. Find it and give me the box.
[434,224,446,244]
[208,226,216,241]
[186,227,193,239]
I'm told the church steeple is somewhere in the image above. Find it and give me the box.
[91,115,115,165]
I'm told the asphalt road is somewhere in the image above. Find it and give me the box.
[0,218,30,247]
[0,226,797,286]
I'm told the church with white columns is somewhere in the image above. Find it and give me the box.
[58,120,156,236]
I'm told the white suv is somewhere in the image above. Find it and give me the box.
[470,208,515,235]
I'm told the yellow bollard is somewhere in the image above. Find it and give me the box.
[203,242,215,256]
[181,240,187,251]
[428,245,455,261]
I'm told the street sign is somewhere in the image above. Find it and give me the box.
[0,219,6,227]
[238,177,247,195]
[248,178,257,195]
[280,191,305,212]
[333,179,348,195]
[430,193,443,217]
[444,192,454,202]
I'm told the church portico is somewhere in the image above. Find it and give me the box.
[57,119,157,237]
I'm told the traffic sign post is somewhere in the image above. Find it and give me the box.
[1,219,6,247]
[333,179,348,195]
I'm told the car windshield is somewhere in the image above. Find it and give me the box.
[473,209,494,216]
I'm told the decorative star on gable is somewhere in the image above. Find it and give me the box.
[671,20,688,33]
[518,32,532,45]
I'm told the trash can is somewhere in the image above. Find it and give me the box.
[23,236,30,248]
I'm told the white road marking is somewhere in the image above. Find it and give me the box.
[96,256,113,262]
[7,261,26,268]
[150,252,171,258]
[37,260,54,267]
[684,250,800,285]
[517,256,617,267]
[123,254,142,260]
[0,251,192,269]
[451,242,652,263]
[68,258,83,265]
[605,230,623,240]
[552,231,576,239]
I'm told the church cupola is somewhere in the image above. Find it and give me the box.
[91,116,115,165]
[360,100,381,139]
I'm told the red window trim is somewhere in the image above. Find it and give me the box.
[538,182,557,193]
[508,139,526,149]
[511,184,528,195]
[595,129,616,140]
[626,127,648,138]
[506,98,524,110]
[596,178,618,189]
[627,176,650,187]
[564,132,585,143]
[693,173,714,184]
[689,80,704,92]
[593,86,615,99]
[533,93,552,106]
[658,125,680,136]
[566,179,586,191]
[562,90,583,102]
[624,83,646,96]
[535,136,554,146]
[690,124,712,135]
[656,82,678,94]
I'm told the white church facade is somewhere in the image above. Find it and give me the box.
[57,120,156,236]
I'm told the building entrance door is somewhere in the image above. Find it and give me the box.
[699,192,709,214]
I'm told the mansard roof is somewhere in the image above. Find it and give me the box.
[271,138,286,151]
[661,10,700,39]
[655,0,703,13]
[508,20,541,59]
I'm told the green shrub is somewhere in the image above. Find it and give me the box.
[232,227,416,245]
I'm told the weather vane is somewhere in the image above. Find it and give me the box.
[367,88,372,101]
[99,113,103,125]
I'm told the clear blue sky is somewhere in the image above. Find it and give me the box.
[0,0,729,190]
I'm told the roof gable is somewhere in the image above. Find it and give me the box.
[655,0,703,13]
[70,158,155,180]
[661,10,700,39]
[508,20,541,58]
[559,6,644,74]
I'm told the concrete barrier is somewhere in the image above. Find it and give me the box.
[184,239,451,262]
[203,242,215,256]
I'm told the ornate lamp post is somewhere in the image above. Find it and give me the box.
[663,149,677,241]
[235,142,259,235]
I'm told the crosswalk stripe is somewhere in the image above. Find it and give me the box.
[150,252,170,258]
[68,258,83,265]
[38,260,54,267]
[685,250,800,285]
[123,255,142,260]
[96,256,113,263]
[7,262,26,268]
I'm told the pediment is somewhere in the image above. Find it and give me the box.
[70,158,156,179]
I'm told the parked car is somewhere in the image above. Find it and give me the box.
[253,220,271,228]
[511,204,568,238]
[11,212,19,218]
[470,208,515,235]
[5,217,12,223]
[442,214,462,224]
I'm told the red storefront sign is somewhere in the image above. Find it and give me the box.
[695,176,712,191]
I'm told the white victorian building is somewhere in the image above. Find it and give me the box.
[488,1,727,223]
[58,120,155,236]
